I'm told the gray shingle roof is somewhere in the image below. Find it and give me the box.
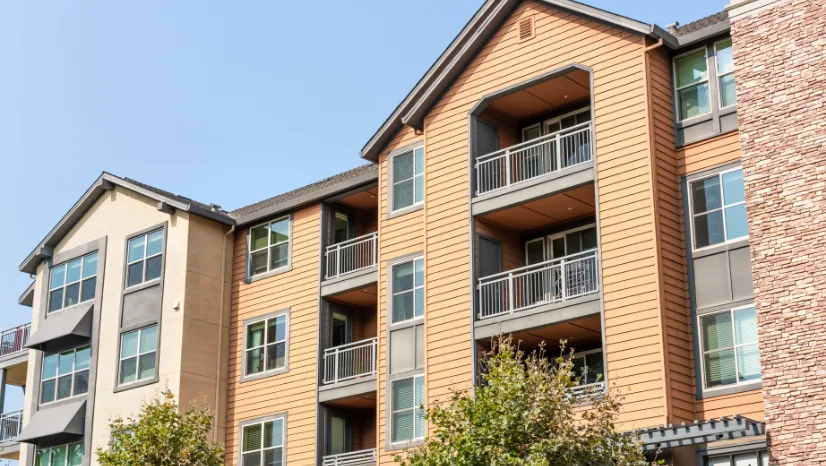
[672,11,728,37]
[122,175,227,215]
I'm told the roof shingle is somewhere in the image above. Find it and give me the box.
[672,11,729,37]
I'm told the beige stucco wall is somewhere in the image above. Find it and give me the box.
[20,186,230,465]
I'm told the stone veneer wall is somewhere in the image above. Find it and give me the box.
[729,0,826,463]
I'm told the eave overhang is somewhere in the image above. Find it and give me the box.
[637,415,765,452]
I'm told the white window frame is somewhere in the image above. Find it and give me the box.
[125,228,164,289]
[521,123,542,142]
[391,146,424,213]
[698,305,761,392]
[243,312,289,378]
[673,47,712,123]
[40,345,91,405]
[541,106,591,135]
[706,449,769,466]
[248,216,292,278]
[240,416,285,466]
[390,374,425,446]
[524,223,598,263]
[118,324,158,386]
[390,257,425,325]
[36,441,84,466]
[714,38,736,110]
[569,347,604,385]
[688,167,748,252]
[48,251,98,314]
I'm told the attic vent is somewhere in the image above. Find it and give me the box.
[518,15,535,42]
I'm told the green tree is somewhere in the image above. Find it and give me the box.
[96,391,224,466]
[395,335,657,466]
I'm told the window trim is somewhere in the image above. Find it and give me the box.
[387,141,425,219]
[714,38,736,111]
[117,324,159,388]
[701,447,769,466]
[40,345,91,406]
[124,228,165,290]
[673,47,712,123]
[246,215,293,281]
[688,166,748,252]
[240,310,291,382]
[47,251,99,314]
[569,347,604,385]
[35,440,85,466]
[238,412,287,466]
[390,374,425,447]
[390,257,425,325]
[698,304,761,393]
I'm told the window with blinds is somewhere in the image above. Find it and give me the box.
[700,306,760,389]
[715,39,736,109]
[391,258,424,323]
[675,49,711,121]
[392,375,425,444]
[392,146,424,212]
[242,417,285,466]
[249,216,291,277]
[707,449,769,466]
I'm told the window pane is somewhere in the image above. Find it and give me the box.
[263,448,283,466]
[250,250,268,276]
[394,152,414,182]
[582,227,598,251]
[393,379,414,410]
[50,264,66,289]
[393,262,414,292]
[36,449,49,466]
[734,452,759,466]
[734,307,758,344]
[43,354,59,378]
[121,331,140,358]
[82,252,98,278]
[247,348,264,375]
[414,147,424,175]
[66,259,82,284]
[267,343,286,370]
[139,352,157,380]
[41,380,55,403]
[275,316,287,342]
[722,170,745,205]
[73,370,89,395]
[57,375,73,399]
[414,377,424,405]
[702,312,734,351]
[414,174,424,204]
[271,219,290,244]
[127,262,144,287]
[50,445,67,466]
[415,288,424,318]
[49,289,64,313]
[679,83,711,120]
[242,452,262,466]
[585,352,605,383]
[247,322,265,349]
[145,255,163,281]
[251,226,270,251]
[708,456,732,466]
[705,349,737,387]
[676,50,708,87]
[393,180,414,210]
[146,229,164,256]
[694,211,725,248]
[128,235,146,263]
[725,204,749,240]
[737,343,761,382]
[393,411,414,443]
[68,443,84,466]
[415,407,425,439]
[75,346,91,370]
[526,240,545,265]
[140,326,158,353]
[393,292,414,323]
[716,39,734,75]
[64,283,80,307]
[120,358,137,384]
[243,424,263,452]
[720,73,737,108]
[270,243,289,269]
[271,418,284,447]
[58,351,74,375]
[414,259,424,287]
[692,176,722,214]
[81,277,97,302]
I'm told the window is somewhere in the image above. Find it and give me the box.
[707,450,769,466]
[392,375,424,444]
[690,168,747,249]
[245,313,287,377]
[392,146,424,212]
[241,417,285,466]
[570,348,604,386]
[249,217,291,277]
[675,48,711,121]
[716,39,736,109]
[126,229,164,288]
[119,325,158,385]
[391,258,424,323]
[48,252,98,313]
[41,345,90,404]
[700,306,760,390]
[36,441,84,466]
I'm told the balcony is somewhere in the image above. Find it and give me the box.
[325,233,378,281]
[321,190,378,300]
[0,410,22,444]
[0,323,29,359]
[322,449,376,466]
[475,121,593,196]
[322,338,377,385]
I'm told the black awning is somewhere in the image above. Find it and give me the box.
[25,304,92,352]
[17,400,86,447]
[638,415,764,452]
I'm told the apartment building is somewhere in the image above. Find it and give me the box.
[9,0,823,465]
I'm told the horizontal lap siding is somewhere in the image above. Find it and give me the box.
[225,205,321,466]
[677,131,742,175]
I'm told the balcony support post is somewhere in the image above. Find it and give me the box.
[0,368,6,414]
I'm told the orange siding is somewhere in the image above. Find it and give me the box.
[225,205,321,466]
[677,131,742,175]
[696,389,765,422]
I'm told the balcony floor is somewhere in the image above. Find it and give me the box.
[475,293,600,340]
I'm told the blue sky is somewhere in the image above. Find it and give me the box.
[0,0,724,428]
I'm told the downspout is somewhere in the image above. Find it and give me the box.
[214,224,235,441]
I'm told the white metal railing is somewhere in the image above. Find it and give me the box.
[322,338,377,385]
[322,449,377,466]
[569,381,606,399]
[475,121,593,195]
[0,410,23,444]
[477,249,599,319]
[0,323,30,358]
[325,233,378,280]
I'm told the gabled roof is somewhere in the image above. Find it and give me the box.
[672,11,730,47]
[359,0,678,162]
[19,172,235,274]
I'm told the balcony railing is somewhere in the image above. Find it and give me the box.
[322,338,377,385]
[477,249,599,319]
[325,233,378,280]
[569,381,606,399]
[0,410,23,444]
[475,121,593,196]
[322,449,377,466]
[0,323,30,358]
